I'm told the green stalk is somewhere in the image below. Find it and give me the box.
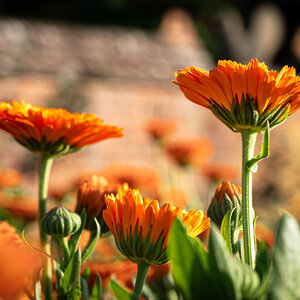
[241,131,257,268]
[39,154,54,300]
[132,261,150,300]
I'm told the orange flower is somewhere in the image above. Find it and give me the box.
[0,221,44,299]
[0,193,38,221]
[100,164,159,199]
[85,260,136,290]
[103,187,210,265]
[0,168,22,190]
[0,101,123,156]
[76,174,119,233]
[174,59,300,132]
[145,118,177,141]
[166,138,214,167]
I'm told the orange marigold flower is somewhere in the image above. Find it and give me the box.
[174,59,300,132]
[0,221,44,299]
[103,187,210,265]
[76,174,120,233]
[207,180,242,228]
[0,100,123,156]
[166,138,214,167]
[145,118,177,141]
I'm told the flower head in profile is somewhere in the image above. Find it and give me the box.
[174,59,300,132]
[103,187,210,265]
[207,180,242,228]
[76,174,120,233]
[166,138,214,167]
[0,101,123,156]
[0,221,44,299]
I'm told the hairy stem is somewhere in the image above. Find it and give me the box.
[241,131,257,268]
[39,154,54,300]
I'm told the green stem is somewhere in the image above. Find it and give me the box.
[241,131,257,268]
[39,154,54,300]
[61,237,70,265]
[132,262,150,300]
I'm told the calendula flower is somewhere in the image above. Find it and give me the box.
[0,100,123,156]
[174,59,300,132]
[103,187,210,265]
[0,221,44,299]
[166,138,214,167]
[76,174,120,233]
[207,180,242,228]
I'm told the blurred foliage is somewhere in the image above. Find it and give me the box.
[0,0,299,65]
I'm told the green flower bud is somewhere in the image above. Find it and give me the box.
[207,180,242,228]
[42,205,81,238]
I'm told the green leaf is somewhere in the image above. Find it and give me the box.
[253,240,270,300]
[247,121,269,172]
[81,218,101,264]
[208,226,241,300]
[90,274,102,300]
[69,210,86,257]
[60,254,75,294]
[168,218,217,300]
[220,209,235,254]
[69,248,82,296]
[268,213,300,300]
[81,277,90,300]
[110,279,132,300]
[209,227,261,299]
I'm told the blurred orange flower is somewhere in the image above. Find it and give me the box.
[174,59,300,132]
[0,101,123,156]
[100,164,159,199]
[255,224,275,248]
[0,168,22,190]
[166,138,214,167]
[145,118,177,141]
[85,260,136,290]
[0,194,38,221]
[146,263,170,283]
[103,187,210,265]
[0,221,43,299]
[201,163,239,182]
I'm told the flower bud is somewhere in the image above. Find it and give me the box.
[41,205,81,238]
[207,180,242,228]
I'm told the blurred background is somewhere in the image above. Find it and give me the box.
[0,0,299,229]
